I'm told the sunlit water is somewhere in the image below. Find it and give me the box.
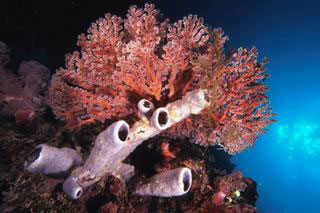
[214,1,320,212]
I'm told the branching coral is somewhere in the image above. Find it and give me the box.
[47,4,209,130]
[41,3,275,199]
[165,30,275,154]
[47,4,274,154]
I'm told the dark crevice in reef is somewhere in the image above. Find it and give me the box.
[125,136,164,178]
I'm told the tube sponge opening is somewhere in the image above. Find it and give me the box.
[110,120,129,144]
[158,111,168,127]
[138,99,154,114]
[151,108,170,130]
[63,176,83,199]
[182,168,192,192]
[118,122,129,142]
[24,144,83,177]
[24,146,42,169]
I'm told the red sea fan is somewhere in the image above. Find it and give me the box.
[47,4,209,130]
[165,30,275,154]
[48,4,274,154]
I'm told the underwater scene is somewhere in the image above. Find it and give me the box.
[0,0,319,212]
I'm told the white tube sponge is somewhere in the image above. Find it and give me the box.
[135,167,192,197]
[137,99,154,119]
[62,120,130,199]
[63,89,210,199]
[24,144,83,177]
[63,176,83,199]
[150,107,170,130]
[84,120,129,176]
[166,89,210,123]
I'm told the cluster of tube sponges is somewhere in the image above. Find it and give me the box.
[25,89,210,199]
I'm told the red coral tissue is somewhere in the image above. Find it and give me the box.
[47,4,274,154]
[47,4,209,130]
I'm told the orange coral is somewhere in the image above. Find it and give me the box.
[165,30,275,154]
[206,47,276,153]
[47,4,274,155]
[48,4,209,130]
[161,141,176,160]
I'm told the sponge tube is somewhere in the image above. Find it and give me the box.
[150,107,170,130]
[62,120,130,199]
[135,167,192,197]
[24,144,83,177]
[137,99,154,118]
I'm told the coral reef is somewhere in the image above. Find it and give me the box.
[0,3,274,212]
[47,4,210,130]
[47,4,274,154]
[212,172,247,206]
[166,42,275,154]
[62,89,209,199]
[0,122,258,212]
[0,42,50,124]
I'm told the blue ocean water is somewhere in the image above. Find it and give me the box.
[161,1,320,211]
[199,0,320,212]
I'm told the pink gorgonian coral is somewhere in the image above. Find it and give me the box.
[47,4,209,130]
[165,30,275,154]
[47,4,274,154]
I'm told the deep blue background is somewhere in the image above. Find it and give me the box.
[1,0,319,212]
[156,1,320,211]
[199,1,320,212]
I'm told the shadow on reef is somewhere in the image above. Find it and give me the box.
[0,113,258,212]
